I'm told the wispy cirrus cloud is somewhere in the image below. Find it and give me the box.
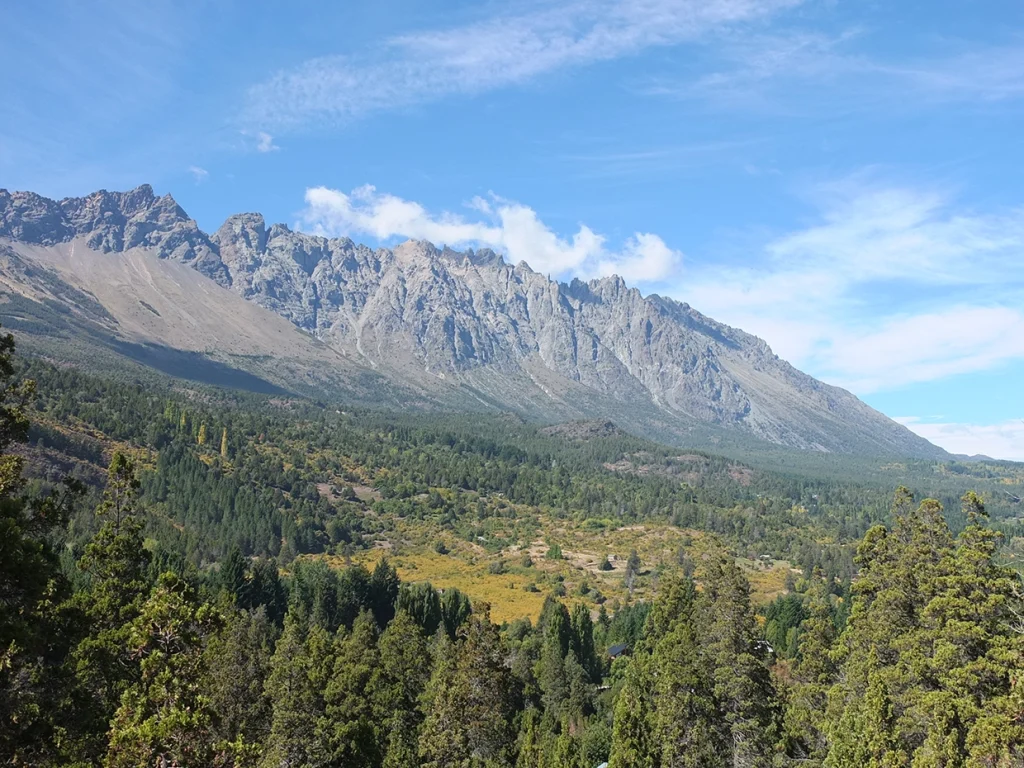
[893,418,1024,462]
[299,185,681,281]
[244,0,803,131]
[679,176,1024,393]
[642,28,1024,112]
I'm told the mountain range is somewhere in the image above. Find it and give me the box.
[0,184,946,459]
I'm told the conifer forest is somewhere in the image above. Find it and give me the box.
[1,327,1022,767]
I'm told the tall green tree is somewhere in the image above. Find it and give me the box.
[260,610,332,768]
[371,610,431,767]
[570,603,600,684]
[419,609,517,767]
[396,581,443,636]
[824,489,1024,766]
[608,661,655,768]
[66,452,152,760]
[695,547,782,767]
[204,606,277,756]
[0,329,82,764]
[220,545,248,603]
[780,577,837,765]
[104,572,222,768]
[439,586,473,640]
[322,610,380,767]
[650,577,723,768]
[368,558,400,629]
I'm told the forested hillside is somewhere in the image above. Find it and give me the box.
[2,328,1023,765]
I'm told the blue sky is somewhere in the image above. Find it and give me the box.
[3,0,1023,459]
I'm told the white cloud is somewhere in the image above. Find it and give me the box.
[256,131,279,153]
[245,0,802,130]
[641,28,1024,114]
[676,178,1024,392]
[299,185,681,281]
[768,183,1024,285]
[818,307,1024,393]
[893,418,1024,463]
[188,165,208,183]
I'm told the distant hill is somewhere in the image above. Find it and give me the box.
[0,185,948,459]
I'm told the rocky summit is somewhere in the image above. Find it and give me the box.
[0,185,946,458]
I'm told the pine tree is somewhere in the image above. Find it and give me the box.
[396,581,443,636]
[781,578,836,764]
[368,558,400,628]
[67,452,152,758]
[625,549,641,594]
[439,586,473,639]
[563,650,593,732]
[0,329,83,764]
[536,600,571,726]
[696,546,782,767]
[260,611,332,768]
[651,579,723,767]
[608,662,655,768]
[221,544,248,602]
[204,606,277,753]
[371,610,431,766]
[322,610,380,767]
[243,557,287,624]
[419,609,517,767]
[198,423,207,446]
[104,572,222,768]
[822,489,1024,765]
[570,603,600,683]
[220,427,229,458]
[516,709,549,768]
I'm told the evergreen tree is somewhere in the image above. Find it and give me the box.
[781,578,836,765]
[260,611,332,768]
[570,603,600,683]
[220,544,248,602]
[66,452,153,759]
[536,600,572,726]
[204,606,277,755]
[650,577,723,767]
[244,557,287,625]
[625,549,641,594]
[396,581,443,636]
[516,709,549,768]
[0,329,82,764]
[563,650,593,732]
[371,610,431,766]
[104,572,222,768]
[439,586,473,640]
[823,489,1024,766]
[695,546,782,767]
[368,558,400,629]
[608,662,655,768]
[322,610,380,767]
[420,609,517,767]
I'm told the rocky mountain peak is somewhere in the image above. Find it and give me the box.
[0,184,227,285]
[0,185,949,458]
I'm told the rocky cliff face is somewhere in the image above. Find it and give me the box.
[0,185,227,283]
[0,185,947,458]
